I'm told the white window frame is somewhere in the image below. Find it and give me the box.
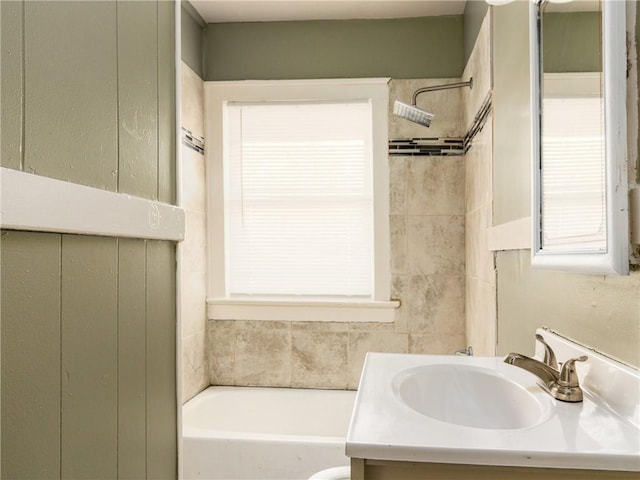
[204,78,398,322]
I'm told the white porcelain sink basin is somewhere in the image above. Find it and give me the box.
[393,364,549,430]
[347,350,640,471]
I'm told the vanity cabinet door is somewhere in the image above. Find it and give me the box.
[350,459,638,479]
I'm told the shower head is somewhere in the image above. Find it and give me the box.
[393,100,435,127]
[393,78,474,128]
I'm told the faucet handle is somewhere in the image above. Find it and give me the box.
[558,355,588,387]
[550,355,588,403]
[535,333,558,370]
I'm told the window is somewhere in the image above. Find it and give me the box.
[541,72,606,252]
[205,79,397,322]
[226,101,373,297]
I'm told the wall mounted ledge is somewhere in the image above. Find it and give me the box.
[0,167,185,241]
[207,297,400,323]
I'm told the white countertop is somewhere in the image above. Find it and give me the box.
[346,351,640,471]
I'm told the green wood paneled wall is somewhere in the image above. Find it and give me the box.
[158,1,177,205]
[1,233,177,479]
[0,1,177,478]
[0,0,175,203]
[0,0,23,170]
[1,233,62,479]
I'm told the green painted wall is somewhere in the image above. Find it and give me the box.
[181,1,205,78]
[492,2,640,368]
[543,12,601,73]
[1,0,175,202]
[463,0,489,65]
[0,1,177,478]
[203,16,464,81]
[1,233,177,479]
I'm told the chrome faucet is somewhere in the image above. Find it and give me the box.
[504,337,588,402]
[535,333,558,370]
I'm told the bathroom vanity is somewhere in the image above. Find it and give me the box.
[349,459,637,479]
[346,330,640,479]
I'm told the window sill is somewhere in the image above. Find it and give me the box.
[206,297,400,323]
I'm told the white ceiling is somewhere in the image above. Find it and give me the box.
[190,0,467,23]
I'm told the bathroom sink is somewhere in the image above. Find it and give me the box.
[392,364,549,430]
[347,343,640,471]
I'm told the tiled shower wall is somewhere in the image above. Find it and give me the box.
[181,63,209,402]
[462,12,497,356]
[207,78,467,390]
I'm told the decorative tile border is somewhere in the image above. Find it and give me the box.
[389,92,492,157]
[182,127,204,155]
[388,138,465,156]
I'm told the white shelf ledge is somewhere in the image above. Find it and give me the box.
[1,167,185,241]
[207,297,400,323]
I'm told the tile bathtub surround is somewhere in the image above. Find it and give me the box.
[206,78,468,390]
[209,320,409,390]
[181,62,209,403]
[463,12,497,356]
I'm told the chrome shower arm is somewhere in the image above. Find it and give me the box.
[411,78,474,106]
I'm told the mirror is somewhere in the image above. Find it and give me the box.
[530,0,629,275]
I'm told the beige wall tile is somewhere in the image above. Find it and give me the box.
[347,321,396,332]
[407,215,465,276]
[181,147,206,214]
[180,63,208,403]
[407,274,464,334]
[391,275,409,333]
[407,157,464,216]
[462,8,496,360]
[409,330,466,355]
[389,157,408,215]
[290,321,349,332]
[207,320,235,385]
[180,270,207,339]
[464,119,493,214]
[390,214,408,274]
[465,276,497,356]
[462,12,492,131]
[183,210,207,274]
[181,62,204,139]
[233,321,291,387]
[348,332,408,388]
[291,330,348,389]
[182,333,209,403]
[465,205,494,283]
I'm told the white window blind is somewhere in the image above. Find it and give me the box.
[224,101,374,298]
[541,96,606,251]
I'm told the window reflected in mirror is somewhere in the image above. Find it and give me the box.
[540,0,604,252]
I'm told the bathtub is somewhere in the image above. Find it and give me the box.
[182,386,357,480]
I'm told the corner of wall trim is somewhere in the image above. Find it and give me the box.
[0,168,185,241]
